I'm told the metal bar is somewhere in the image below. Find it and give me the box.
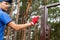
[39,2,60,9]
[46,24,51,40]
[46,2,60,8]
[40,2,60,40]
[40,6,48,40]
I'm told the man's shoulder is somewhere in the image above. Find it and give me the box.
[0,10,8,16]
[0,10,4,16]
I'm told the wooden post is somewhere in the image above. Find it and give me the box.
[14,0,20,40]
[6,0,14,40]
[23,0,32,40]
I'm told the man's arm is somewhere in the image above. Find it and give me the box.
[7,16,40,31]
[8,21,32,31]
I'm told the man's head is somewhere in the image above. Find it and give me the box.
[0,0,12,3]
[0,0,12,11]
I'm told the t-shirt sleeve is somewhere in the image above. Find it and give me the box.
[0,12,12,25]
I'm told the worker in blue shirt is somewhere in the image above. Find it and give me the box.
[0,0,40,40]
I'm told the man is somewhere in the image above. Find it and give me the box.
[0,0,40,40]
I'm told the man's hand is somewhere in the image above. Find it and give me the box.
[30,16,40,25]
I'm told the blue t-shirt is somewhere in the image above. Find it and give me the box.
[0,9,12,40]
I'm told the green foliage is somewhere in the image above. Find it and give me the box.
[20,0,27,12]
[48,1,60,40]
[14,0,60,40]
[21,0,60,40]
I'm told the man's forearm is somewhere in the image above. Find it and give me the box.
[16,23,32,30]
[8,15,40,31]
[8,22,32,31]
